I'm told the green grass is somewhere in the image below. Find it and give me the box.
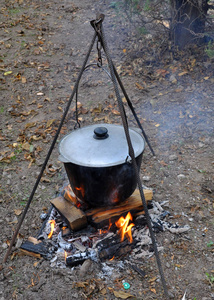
[205,272,214,285]
[8,8,21,14]
[205,41,214,58]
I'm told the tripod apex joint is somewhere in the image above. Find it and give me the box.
[90,13,105,29]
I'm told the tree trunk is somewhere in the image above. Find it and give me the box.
[170,0,209,49]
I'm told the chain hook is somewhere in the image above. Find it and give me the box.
[90,14,105,67]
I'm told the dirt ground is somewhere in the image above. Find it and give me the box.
[0,0,213,299]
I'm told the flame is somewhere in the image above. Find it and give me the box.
[99,228,108,234]
[99,219,113,235]
[75,184,85,198]
[115,212,135,243]
[64,251,67,261]
[48,220,55,239]
[108,219,112,230]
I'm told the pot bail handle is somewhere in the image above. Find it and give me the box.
[93,127,109,139]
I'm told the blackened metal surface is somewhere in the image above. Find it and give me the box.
[64,153,142,207]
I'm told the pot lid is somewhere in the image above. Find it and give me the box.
[59,123,145,167]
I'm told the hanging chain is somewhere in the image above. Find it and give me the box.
[97,38,102,66]
[91,14,105,67]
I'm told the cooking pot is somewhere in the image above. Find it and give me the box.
[59,123,145,207]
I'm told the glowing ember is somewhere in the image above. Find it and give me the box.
[48,220,55,239]
[115,212,135,243]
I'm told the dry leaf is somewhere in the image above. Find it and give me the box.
[21,109,36,116]
[100,288,107,295]
[41,177,51,183]
[175,88,183,93]
[21,77,27,83]
[178,71,188,76]
[46,119,56,128]
[112,109,120,115]
[135,82,144,90]
[175,264,184,268]
[113,290,134,299]
[150,288,156,294]
[33,261,40,267]
[75,281,88,288]
[25,122,37,129]
[22,142,31,151]
[31,135,43,141]
[14,209,22,216]
[156,69,168,77]
[4,71,13,76]
[148,276,157,283]
[160,160,168,166]
[92,104,102,114]
[0,156,11,163]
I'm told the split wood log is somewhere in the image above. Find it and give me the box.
[50,196,87,231]
[86,189,153,227]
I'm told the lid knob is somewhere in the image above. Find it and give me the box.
[93,127,109,140]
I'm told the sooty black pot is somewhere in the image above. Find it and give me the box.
[59,124,145,207]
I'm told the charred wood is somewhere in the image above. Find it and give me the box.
[20,238,55,259]
[96,234,136,261]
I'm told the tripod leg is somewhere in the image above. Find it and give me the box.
[113,65,155,156]
[3,32,97,264]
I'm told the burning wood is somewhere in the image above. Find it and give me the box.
[50,196,87,231]
[86,189,153,227]
[62,184,84,208]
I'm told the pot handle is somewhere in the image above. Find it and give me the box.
[125,155,132,164]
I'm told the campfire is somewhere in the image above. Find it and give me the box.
[20,183,154,266]
[20,183,189,268]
